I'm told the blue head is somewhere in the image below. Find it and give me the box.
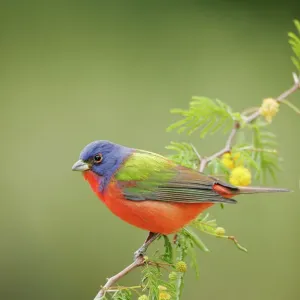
[72,140,132,191]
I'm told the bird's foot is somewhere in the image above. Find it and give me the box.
[133,232,161,261]
[133,245,146,261]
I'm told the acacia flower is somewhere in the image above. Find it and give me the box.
[229,166,251,186]
[259,98,279,123]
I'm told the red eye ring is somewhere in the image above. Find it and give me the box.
[93,153,103,164]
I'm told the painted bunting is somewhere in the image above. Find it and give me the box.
[72,140,289,257]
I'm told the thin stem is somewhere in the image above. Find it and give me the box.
[281,99,300,115]
[237,146,277,153]
[175,245,185,300]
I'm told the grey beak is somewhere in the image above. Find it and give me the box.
[72,160,90,171]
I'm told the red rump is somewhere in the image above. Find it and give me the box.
[213,183,236,198]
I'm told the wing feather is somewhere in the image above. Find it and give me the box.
[115,150,237,204]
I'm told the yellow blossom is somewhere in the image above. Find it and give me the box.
[159,291,171,300]
[229,166,251,186]
[215,227,226,236]
[221,152,243,169]
[221,153,234,169]
[138,295,149,300]
[175,261,187,273]
[222,153,231,159]
[259,98,279,123]
[221,158,234,169]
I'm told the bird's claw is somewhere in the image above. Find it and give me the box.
[133,232,160,261]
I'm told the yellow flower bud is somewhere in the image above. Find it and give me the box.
[138,295,149,300]
[222,153,231,159]
[215,227,226,236]
[229,166,252,186]
[221,158,234,169]
[159,291,171,300]
[259,98,279,123]
[175,261,187,273]
[221,153,234,169]
[158,285,167,291]
[168,271,177,281]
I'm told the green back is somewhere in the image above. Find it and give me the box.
[115,150,176,181]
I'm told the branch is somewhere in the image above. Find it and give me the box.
[93,73,300,300]
[94,255,145,299]
[199,73,300,172]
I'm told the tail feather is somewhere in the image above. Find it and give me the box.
[238,186,291,194]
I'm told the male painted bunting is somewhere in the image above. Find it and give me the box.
[72,140,289,257]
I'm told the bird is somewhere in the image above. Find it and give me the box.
[72,140,289,258]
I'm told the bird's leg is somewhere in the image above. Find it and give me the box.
[134,232,160,260]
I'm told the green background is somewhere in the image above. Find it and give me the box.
[1,1,299,299]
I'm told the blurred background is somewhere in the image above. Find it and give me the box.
[1,1,300,299]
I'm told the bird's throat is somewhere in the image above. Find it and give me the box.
[83,171,104,200]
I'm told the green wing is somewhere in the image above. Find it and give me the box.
[115,150,237,204]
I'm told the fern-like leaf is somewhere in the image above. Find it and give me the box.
[167,97,240,138]
[288,19,300,72]
[251,121,280,182]
[174,233,188,299]
[141,264,161,300]
[191,213,218,235]
[111,289,132,300]
[142,262,175,300]
[166,142,200,169]
[232,146,261,171]
[160,235,174,264]
[207,157,231,179]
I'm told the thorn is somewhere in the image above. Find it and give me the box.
[292,72,299,85]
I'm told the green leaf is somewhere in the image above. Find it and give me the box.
[289,19,300,72]
[166,141,200,169]
[142,262,175,300]
[174,234,187,300]
[112,289,132,300]
[207,157,231,179]
[232,146,260,171]
[160,235,174,264]
[181,227,210,252]
[142,264,161,299]
[191,213,218,235]
[167,97,239,138]
[251,121,280,182]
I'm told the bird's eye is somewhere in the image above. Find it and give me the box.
[93,154,103,164]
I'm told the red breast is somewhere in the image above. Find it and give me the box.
[83,171,213,234]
